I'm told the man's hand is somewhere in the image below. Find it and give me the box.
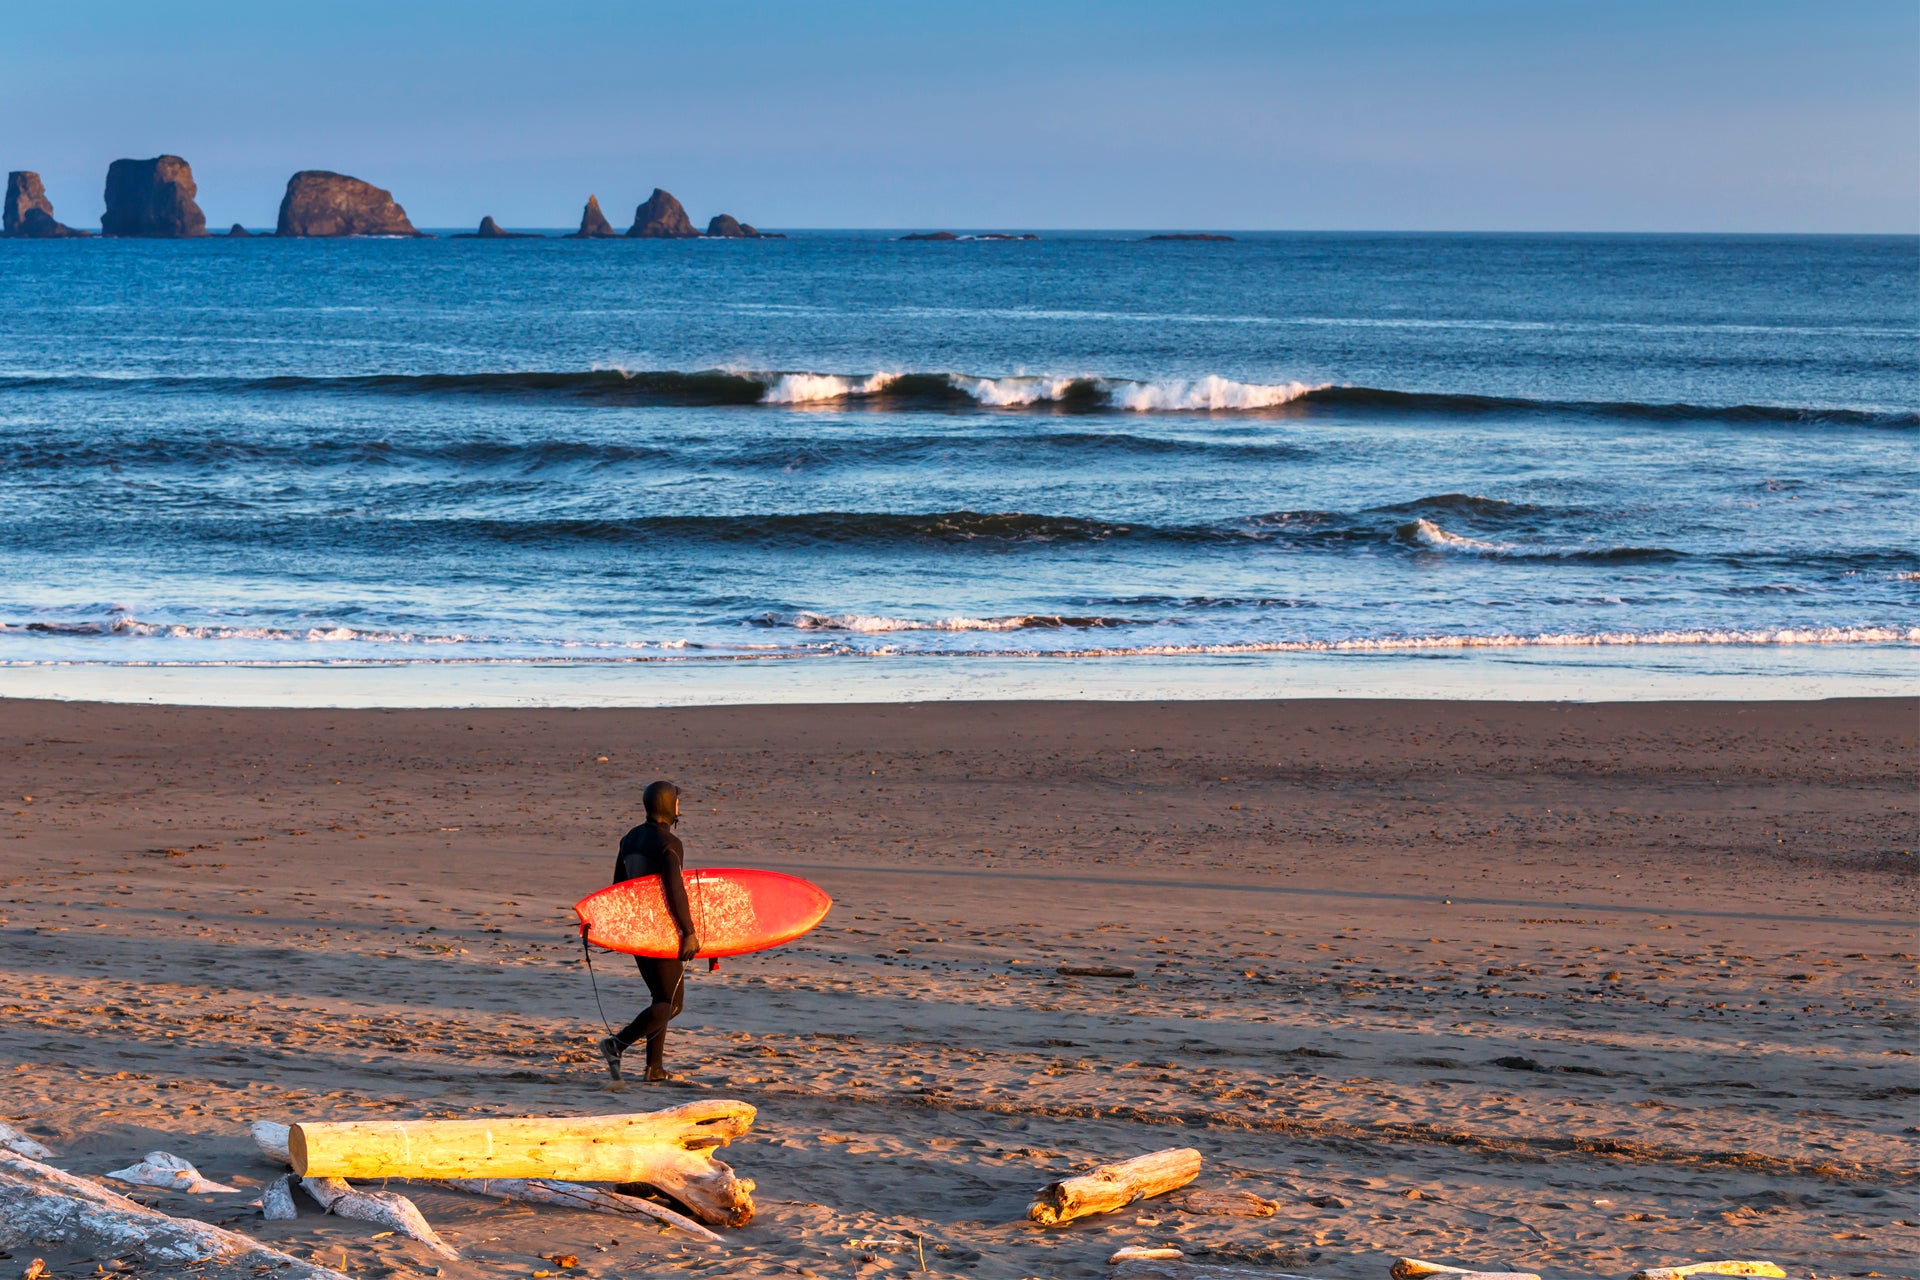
[677,932,701,962]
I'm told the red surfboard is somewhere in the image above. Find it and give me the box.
[575,868,832,959]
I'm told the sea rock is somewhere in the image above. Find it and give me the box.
[706,213,749,237]
[228,223,252,236]
[453,215,534,239]
[900,231,958,241]
[627,188,697,238]
[567,195,617,238]
[101,156,206,237]
[4,171,53,234]
[15,209,89,239]
[276,171,421,237]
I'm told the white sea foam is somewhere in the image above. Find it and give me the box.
[1406,517,1508,553]
[1104,375,1321,411]
[760,372,899,404]
[946,375,1085,407]
[784,612,1119,632]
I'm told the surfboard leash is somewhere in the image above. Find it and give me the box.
[579,923,615,1037]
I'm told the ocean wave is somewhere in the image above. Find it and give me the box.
[8,368,1902,424]
[4,624,1914,668]
[760,611,1132,632]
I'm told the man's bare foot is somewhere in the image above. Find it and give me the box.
[643,1065,675,1082]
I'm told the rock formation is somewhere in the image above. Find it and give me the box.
[275,171,422,237]
[4,172,88,237]
[453,215,534,239]
[900,231,959,241]
[704,214,782,239]
[627,188,697,238]
[228,223,252,236]
[101,156,206,237]
[567,195,617,238]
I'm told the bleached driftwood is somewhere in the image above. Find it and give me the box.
[0,1122,53,1160]
[1391,1265,1537,1280]
[250,1120,292,1166]
[1112,1261,1331,1280]
[1113,1246,1185,1262]
[260,1174,298,1220]
[444,1177,725,1245]
[1171,1187,1278,1217]
[1630,1265,1784,1280]
[291,1101,757,1227]
[106,1151,240,1195]
[1392,1263,1538,1280]
[0,1148,345,1278]
[301,1177,459,1259]
[1029,1148,1202,1226]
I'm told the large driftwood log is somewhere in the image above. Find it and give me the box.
[445,1177,725,1244]
[1112,1261,1331,1280]
[301,1177,459,1259]
[106,1151,240,1194]
[291,1101,756,1227]
[1029,1148,1202,1226]
[0,1148,345,1278]
[1630,1265,1784,1280]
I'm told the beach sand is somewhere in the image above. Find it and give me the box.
[0,697,1913,1279]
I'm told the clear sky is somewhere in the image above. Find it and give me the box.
[4,0,1915,232]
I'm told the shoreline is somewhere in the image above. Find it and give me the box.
[3,695,1913,1278]
[0,642,1913,707]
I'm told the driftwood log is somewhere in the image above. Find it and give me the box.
[446,1177,725,1244]
[260,1174,298,1220]
[301,1176,459,1259]
[290,1101,756,1227]
[106,1151,239,1195]
[1112,1261,1331,1280]
[1030,1148,1202,1225]
[0,1148,346,1278]
[250,1120,293,1166]
[0,1122,53,1160]
[1171,1187,1278,1217]
[1393,1262,1539,1280]
[1630,1266,1784,1280]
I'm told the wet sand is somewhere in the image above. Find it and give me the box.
[0,697,1913,1279]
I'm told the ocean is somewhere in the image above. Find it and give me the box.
[0,230,1913,705]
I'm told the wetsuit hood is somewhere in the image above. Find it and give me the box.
[643,779,680,826]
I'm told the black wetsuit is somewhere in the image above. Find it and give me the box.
[611,820,696,1071]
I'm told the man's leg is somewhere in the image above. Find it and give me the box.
[636,957,685,1079]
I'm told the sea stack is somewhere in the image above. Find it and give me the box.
[101,156,206,237]
[228,223,252,236]
[4,172,88,237]
[706,213,758,238]
[627,188,697,238]
[453,215,533,239]
[567,195,617,238]
[276,171,421,237]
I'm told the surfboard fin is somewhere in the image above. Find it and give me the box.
[708,957,721,973]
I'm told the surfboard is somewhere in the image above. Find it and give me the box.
[575,867,832,959]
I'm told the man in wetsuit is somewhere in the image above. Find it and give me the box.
[596,780,701,1082]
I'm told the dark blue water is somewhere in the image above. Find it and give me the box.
[0,232,1913,690]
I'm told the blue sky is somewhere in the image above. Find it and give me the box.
[4,1,1914,232]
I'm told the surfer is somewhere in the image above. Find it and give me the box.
[597,780,701,1083]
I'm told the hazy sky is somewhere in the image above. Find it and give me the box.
[5,1,1915,232]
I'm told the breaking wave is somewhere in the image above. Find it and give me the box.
[4,368,1905,424]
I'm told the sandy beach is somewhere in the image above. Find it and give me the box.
[0,696,1913,1279]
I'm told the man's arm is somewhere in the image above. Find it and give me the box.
[661,834,700,960]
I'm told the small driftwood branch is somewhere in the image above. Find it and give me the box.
[1112,1261,1332,1280]
[0,1123,53,1160]
[445,1177,725,1245]
[1392,1261,1539,1280]
[1630,1265,1785,1280]
[1059,964,1136,978]
[301,1177,459,1259]
[106,1151,240,1195]
[1029,1148,1202,1226]
[260,1174,298,1220]
[1171,1188,1277,1217]
[250,1120,292,1166]
[0,1148,345,1278]
[291,1101,756,1228]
